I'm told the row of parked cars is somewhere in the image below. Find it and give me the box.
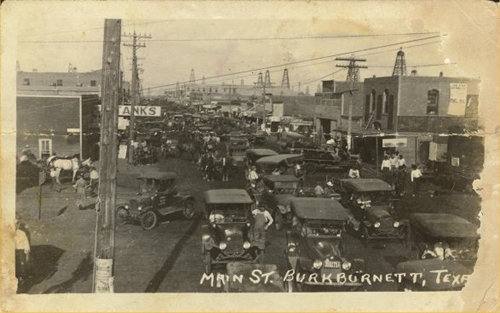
[113,153,479,292]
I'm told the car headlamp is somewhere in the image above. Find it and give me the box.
[373,222,381,228]
[313,260,323,269]
[342,261,352,271]
[138,206,143,211]
[393,221,400,228]
[124,205,129,209]
[246,222,251,227]
[243,241,251,249]
[219,242,227,250]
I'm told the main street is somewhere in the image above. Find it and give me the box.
[16,143,480,293]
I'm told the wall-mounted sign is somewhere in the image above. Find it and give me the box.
[382,138,407,148]
[98,105,161,117]
[448,83,467,116]
[67,128,80,133]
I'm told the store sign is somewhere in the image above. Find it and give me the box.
[382,138,407,148]
[97,105,161,117]
[448,83,467,116]
[67,128,80,133]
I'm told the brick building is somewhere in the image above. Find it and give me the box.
[354,73,481,168]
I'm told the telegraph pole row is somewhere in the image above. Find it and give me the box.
[336,56,367,151]
[123,31,151,164]
[93,18,121,293]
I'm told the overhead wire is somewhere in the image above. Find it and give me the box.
[145,34,445,91]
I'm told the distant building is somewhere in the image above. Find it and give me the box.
[17,69,131,100]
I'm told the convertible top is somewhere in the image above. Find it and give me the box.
[291,198,349,221]
[410,213,479,238]
[341,178,394,192]
[256,154,303,166]
[137,171,176,180]
[204,189,254,204]
[246,149,278,157]
[263,175,300,183]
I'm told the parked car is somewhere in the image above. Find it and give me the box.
[255,154,303,176]
[285,197,364,291]
[116,171,195,230]
[245,148,278,166]
[260,175,302,230]
[201,189,261,274]
[224,134,250,167]
[334,178,406,241]
[288,148,357,173]
[396,213,479,291]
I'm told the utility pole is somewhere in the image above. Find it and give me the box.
[93,19,121,293]
[336,56,367,151]
[123,31,151,164]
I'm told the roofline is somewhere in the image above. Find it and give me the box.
[17,94,82,99]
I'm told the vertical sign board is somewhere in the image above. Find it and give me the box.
[273,102,284,117]
[448,83,468,116]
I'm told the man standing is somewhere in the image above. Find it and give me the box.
[380,155,392,184]
[251,205,273,263]
[410,164,423,197]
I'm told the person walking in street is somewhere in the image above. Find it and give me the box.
[380,155,392,184]
[410,164,423,197]
[395,164,407,197]
[247,165,259,185]
[49,166,61,192]
[348,164,361,178]
[398,154,406,168]
[89,167,99,192]
[251,205,273,263]
[73,175,87,210]
[15,221,31,285]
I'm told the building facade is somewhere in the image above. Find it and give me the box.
[17,95,100,160]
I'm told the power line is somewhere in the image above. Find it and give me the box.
[146,34,445,91]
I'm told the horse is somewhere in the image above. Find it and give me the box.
[47,155,80,184]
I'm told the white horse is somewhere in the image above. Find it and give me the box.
[47,155,81,184]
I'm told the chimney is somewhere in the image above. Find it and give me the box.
[439,72,443,77]
[411,70,417,76]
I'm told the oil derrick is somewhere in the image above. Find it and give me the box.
[257,72,263,87]
[264,70,272,88]
[281,68,290,89]
[335,55,368,82]
[202,76,206,84]
[175,81,180,97]
[189,69,196,84]
[392,48,407,76]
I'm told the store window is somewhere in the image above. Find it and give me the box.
[23,78,30,86]
[56,79,63,86]
[38,138,52,159]
[427,89,439,115]
[383,90,390,114]
[90,80,97,87]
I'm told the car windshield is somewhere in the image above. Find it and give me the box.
[140,178,174,193]
[208,203,249,223]
[354,191,391,205]
[302,221,343,238]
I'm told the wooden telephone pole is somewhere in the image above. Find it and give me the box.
[92,19,121,293]
[123,32,151,163]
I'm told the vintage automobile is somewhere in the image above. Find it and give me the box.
[224,262,286,292]
[288,148,358,174]
[334,178,406,241]
[201,189,261,274]
[223,133,250,167]
[255,154,303,176]
[285,198,364,291]
[245,148,278,166]
[396,213,479,291]
[260,175,301,230]
[116,171,196,230]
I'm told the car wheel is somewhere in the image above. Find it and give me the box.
[183,200,195,219]
[274,212,283,231]
[140,211,158,230]
[116,206,129,225]
[203,251,212,274]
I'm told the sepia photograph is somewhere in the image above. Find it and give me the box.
[1,1,499,312]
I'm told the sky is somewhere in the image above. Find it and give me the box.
[10,1,499,113]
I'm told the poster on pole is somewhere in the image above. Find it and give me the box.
[448,83,468,116]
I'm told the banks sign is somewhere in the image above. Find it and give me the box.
[98,105,162,117]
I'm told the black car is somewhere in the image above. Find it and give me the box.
[285,197,364,291]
